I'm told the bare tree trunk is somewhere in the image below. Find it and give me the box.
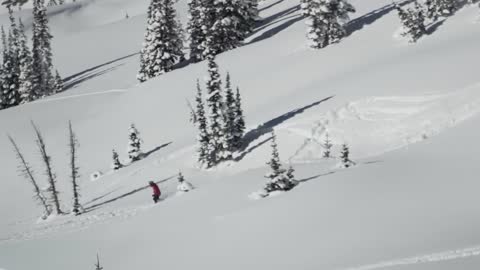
[8,135,52,217]
[31,121,63,215]
[68,121,82,215]
[95,254,104,270]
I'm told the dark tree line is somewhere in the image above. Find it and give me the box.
[0,1,62,111]
[193,56,246,168]
[138,0,259,83]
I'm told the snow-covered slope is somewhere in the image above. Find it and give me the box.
[1,0,480,269]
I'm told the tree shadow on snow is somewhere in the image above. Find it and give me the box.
[61,52,139,91]
[240,96,334,152]
[142,142,173,159]
[62,64,123,91]
[247,5,303,45]
[297,172,335,183]
[259,0,286,12]
[84,175,175,213]
[345,0,413,37]
[234,136,273,162]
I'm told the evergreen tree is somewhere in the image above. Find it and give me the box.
[205,55,229,165]
[137,0,184,82]
[286,165,296,183]
[53,69,63,93]
[197,0,217,60]
[1,15,21,108]
[424,0,457,21]
[178,171,185,183]
[302,0,356,49]
[194,79,210,165]
[112,149,123,170]
[32,0,54,97]
[186,0,205,62]
[177,170,194,192]
[208,0,258,56]
[340,143,353,168]
[264,131,297,192]
[233,86,246,148]
[0,26,6,110]
[32,121,63,215]
[68,121,82,216]
[265,131,285,181]
[396,1,426,43]
[223,72,237,152]
[17,18,36,103]
[127,124,142,162]
[322,132,333,158]
[8,135,51,217]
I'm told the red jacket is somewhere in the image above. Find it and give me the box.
[150,183,161,196]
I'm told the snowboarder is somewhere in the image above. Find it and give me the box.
[149,181,161,203]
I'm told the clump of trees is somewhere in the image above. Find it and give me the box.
[192,56,246,168]
[9,121,84,218]
[395,0,461,43]
[0,1,62,111]
[301,0,356,49]
[263,131,298,195]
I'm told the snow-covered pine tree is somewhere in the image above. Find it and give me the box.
[8,135,51,218]
[32,0,55,97]
[194,79,210,166]
[0,13,21,108]
[31,121,63,215]
[322,132,333,158]
[286,165,297,184]
[205,55,230,165]
[302,0,356,49]
[265,131,285,181]
[178,171,185,183]
[264,131,297,192]
[396,1,426,43]
[207,0,258,56]
[340,143,353,168]
[233,86,246,148]
[186,0,205,62]
[195,0,217,60]
[0,26,6,110]
[112,149,123,170]
[53,69,63,93]
[223,72,237,152]
[127,124,143,162]
[68,121,82,216]
[177,171,195,192]
[424,0,457,21]
[17,18,36,103]
[7,7,20,94]
[137,0,184,82]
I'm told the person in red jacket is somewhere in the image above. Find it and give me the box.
[149,181,161,203]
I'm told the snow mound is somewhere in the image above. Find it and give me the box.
[291,83,480,162]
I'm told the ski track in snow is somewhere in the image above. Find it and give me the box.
[0,196,173,243]
[341,246,480,270]
[30,89,128,104]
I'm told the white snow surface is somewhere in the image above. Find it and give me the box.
[1,0,480,269]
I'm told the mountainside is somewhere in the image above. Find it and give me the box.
[1,0,480,269]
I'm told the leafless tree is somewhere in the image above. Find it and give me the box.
[8,135,51,217]
[31,121,63,215]
[68,121,83,215]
